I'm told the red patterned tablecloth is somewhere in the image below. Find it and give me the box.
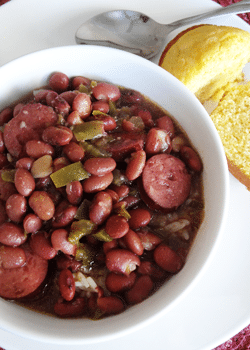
[0,0,250,349]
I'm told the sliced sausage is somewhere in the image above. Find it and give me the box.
[3,103,58,158]
[142,154,191,210]
[0,243,48,299]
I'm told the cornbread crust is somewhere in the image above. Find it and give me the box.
[159,25,250,103]
[210,83,250,189]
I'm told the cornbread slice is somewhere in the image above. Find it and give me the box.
[210,82,250,189]
[159,25,250,103]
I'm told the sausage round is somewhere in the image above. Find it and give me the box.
[0,243,48,299]
[3,103,58,158]
[142,154,191,209]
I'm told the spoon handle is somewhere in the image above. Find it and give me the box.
[168,0,250,29]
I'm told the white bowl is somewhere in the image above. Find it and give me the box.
[0,45,229,344]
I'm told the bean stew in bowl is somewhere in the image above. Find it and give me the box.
[0,46,229,343]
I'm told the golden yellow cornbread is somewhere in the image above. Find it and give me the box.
[210,82,250,189]
[159,25,250,103]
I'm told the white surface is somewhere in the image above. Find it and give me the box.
[0,0,249,349]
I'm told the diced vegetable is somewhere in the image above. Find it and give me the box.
[1,169,15,183]
[68,219,96,245]
[50,161,89,188]
[92,229,113,242]
[75,243,95,267]
[116,203,131,220]
[78,84,89,94]
[80,141,111,158]
[112,169,126,186]
[73,121,105,141]
[74,199,91,220]
[92,110,108,117]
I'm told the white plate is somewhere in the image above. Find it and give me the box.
[0,0,250,349]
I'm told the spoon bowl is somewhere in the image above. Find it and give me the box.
[76,1,250,59]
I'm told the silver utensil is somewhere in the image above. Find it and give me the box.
[75,1,250,59]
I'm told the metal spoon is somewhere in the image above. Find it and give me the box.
[76,1,250,59]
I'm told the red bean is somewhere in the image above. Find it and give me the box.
[128,208,151,230]
[0,131,5,153]
[16,157,34,171]
[104,189,119,203]
[125,275,153,305]
[72,76,91,90]
[171,135,187,152]
[122,118,144,133]
[54,297,86,317]
[82,172,113,193]
[23,213,42,233]
[58,269,75,301]
[153,244,183,273]
[72,93,92,119]
[126,150,146,181]
[66,181,83,205]
[13,103,24,117]
[63,141,85,163]
[105,271,136,293]
[111,184,129,198]
[46,91,58,106]
[29,191,55,221]
[14,168,35,197]
[137,261,165,281]
[92,100,109,113]
[180,146,202,172]
[42,125,73,146]
[145,128,172,155]
[51,229,76,255]
[52,201,77,228]
[106,249,140,275]
[33,89,51,103]
[92,115,117,131]
[89,191,112,225]
[103,240,118,255]
[59,91,78,106]
[47,95,70,117]
[137,231,162,251]
[66,111,84,126]
[35,175,52,190]
[83,157,116,176]
[137,109,154,128]
[53,157,70,172]
[25,140,55,159]
[122,90,142,105]
[97,296,124,315]
[122,195,140,209]
[0,222,27,247]
[49,72,69,92]
[30,231,57,260]
[0,177,17,202]
[92,82,121,102]
[5,194,27,223]
[56,254,81,272]
[0,107,13,126]
[156,116,175,138]
[105,215,129,239]
[0,245,26,269]
[123,229,143,255]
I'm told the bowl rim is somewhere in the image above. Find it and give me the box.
[0,45,230,344]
